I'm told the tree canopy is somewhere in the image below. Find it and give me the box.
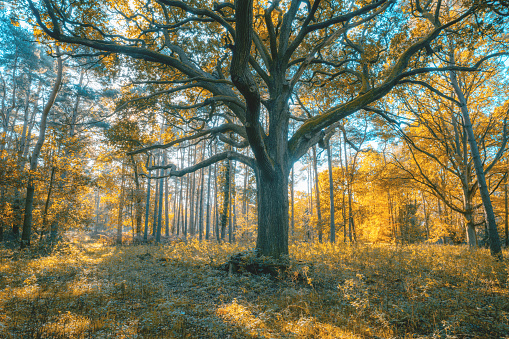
[22,0,509,257]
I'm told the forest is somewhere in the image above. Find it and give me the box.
[1,0,509,338]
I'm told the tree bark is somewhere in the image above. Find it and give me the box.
[291,166,295,237]
[220,160,230,241]
[20,53,63,249]
[255,167,289,257]
[156,156,164,243]
[131,157,143,236]
[312,146,323,242]
[449,68,502,258]
[117,162,126,245]
[164,152,170,237]
[198,167,205,240]
[143,169,151,241]
[152,158,159,237]
[505,171,508,247]
[206,161,212,240]
[326,141,335,243]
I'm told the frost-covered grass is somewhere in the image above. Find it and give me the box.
[0,234,508,338]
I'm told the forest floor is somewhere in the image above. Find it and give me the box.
[1,233,508,339]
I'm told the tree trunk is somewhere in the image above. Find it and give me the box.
[131,157,143,236]
[291,166,295,237]
[505,171,508,247]
[156,159,164,243]
[189,148,196,236]
[20,53,63,249]
[95,189,100,233]
[342,130,353,243]
[206,162,212,240]
[164,156,170,237]
[117,162,126,245]
[176,176,182,236]
[41,166,56,238]
[143,171,151,241]
[220,160,230,241]
[255,167,289,258]
[422,191,430,241]
[450,68,502,258]
[199,167,205,240]
[214,162,220,242]
[152,161,159,237]
[312,146,323,242]
[326,141,335,243]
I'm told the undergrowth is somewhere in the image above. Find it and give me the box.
[0,234,508,338]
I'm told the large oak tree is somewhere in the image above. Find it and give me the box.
[27,0,502,257]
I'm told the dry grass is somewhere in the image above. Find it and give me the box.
[0,234,508,338]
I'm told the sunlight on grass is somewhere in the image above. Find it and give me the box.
[1,233,508,338]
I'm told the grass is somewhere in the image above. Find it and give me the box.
[0,233,508,338]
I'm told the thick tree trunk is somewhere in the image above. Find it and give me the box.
[255,167,289,258]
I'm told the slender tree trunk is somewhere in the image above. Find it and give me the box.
[156,158,164,243]
[171,177,177,235]
[291,166,295,237]
[20,53,63,249]
[176,176,183,236]
[220,160,230,241]
[449,67,502,258]
[198,167,205,240]
[143,170,151,241]
[326,141,335,243]
[206,162,212,240]
[188,148,196,236]
[505,172,508,247]
[152,156,159,237]
[131,157,143,236]
[95,189,100,233]
[164,153,170,237]
[117,162,126,245]
[184,173,189,238]
[422,191,430,241]
[41,166,56,238]
[312,146,323,242]
[232,161,237,243]
[214,161,220,242]
[342,130,353,243]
